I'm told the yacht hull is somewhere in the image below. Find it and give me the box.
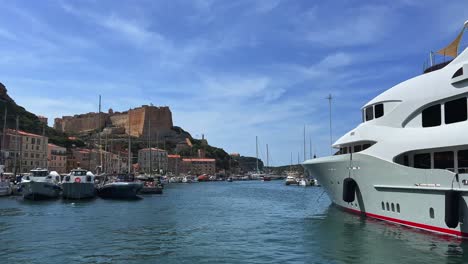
[62,183,96,199]
[97,182,143,199]
[139,186,163,194]
[22,181,61,200]
[303,153,468,238]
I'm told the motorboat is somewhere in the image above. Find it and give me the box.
[97,174,143,199]
[136,175,163,194]
[303,21,468,238]
[62,168,96,199]
[21,168,61,200]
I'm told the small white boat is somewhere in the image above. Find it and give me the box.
[21,168,61,200]
[62,168,96,199]
[0,165,11,196]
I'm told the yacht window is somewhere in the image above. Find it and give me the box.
[365,106,374,121]
[342,147,348,154]
[362,144,371,150]
[458,150,468,173]
[434,151,454,170]
[414,153,431,169]
[403,155,409,166]
[453,67,464,78]
[354,145,362,152]
[422,104,441,127]
[374,104,384,118]
[444,98,467,124]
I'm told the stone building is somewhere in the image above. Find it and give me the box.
[167,154,181,175]
[1,129,48,173]
[48,143,67,173]
[54,105,173,138]
[181,158,216,175]
[137,148,168,174]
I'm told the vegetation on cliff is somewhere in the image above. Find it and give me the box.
[0,83,85,148]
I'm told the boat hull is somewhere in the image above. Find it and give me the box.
[62,183,96,199]
[97,182,143,199]
[303,153,468,238]
[0,182,11,196]
[139,186,163,194]
[22,181,61,200]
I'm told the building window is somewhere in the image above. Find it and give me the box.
[374,103,384,118]
[414,153,431,169]
[433,151,454,170]
[422,104,441,127]
[365,106,373,121]
[32,138,35,144]
[457,150,468,173]
[444,98,467,124]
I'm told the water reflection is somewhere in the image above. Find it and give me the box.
[305,205,468,264]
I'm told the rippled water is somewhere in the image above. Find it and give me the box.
[0,181,468,263]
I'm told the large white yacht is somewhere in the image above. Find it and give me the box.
[303,21,468,238]
[21,168,61,200]
[62,168,96,199]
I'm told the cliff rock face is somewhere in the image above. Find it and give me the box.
[54,105,173,138]
[0,82,14,103]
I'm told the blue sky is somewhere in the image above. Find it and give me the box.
[1,0,467,165]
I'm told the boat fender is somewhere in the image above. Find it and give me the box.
[75,177,81,183]
[445,190,460,228]
[343,178,357,203]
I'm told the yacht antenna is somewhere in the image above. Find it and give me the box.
[326,94,333,155]
[98,95,102,174]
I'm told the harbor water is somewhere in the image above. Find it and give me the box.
[1,181,468,264]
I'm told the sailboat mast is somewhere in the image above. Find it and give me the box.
[309,135,312,159]
[98,95,102,173]
[1,105,6,165]
[303,125,306,161]
[327,94,333,155]
[14,116,18,175]
[128,116,131,174]
[266,144,269,174]
[148,110,152,175]
[255,136,259,173]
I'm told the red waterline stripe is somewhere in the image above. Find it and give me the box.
[341,206,468,238]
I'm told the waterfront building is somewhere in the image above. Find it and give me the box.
[48,143,67,173]
[138,148,168,174]
[1,129,48,173]
[167,154,181,175]
[181,158,215,175]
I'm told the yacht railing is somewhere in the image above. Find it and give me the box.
[423,42,468,74]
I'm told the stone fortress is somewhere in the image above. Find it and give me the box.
[54,105,174,138]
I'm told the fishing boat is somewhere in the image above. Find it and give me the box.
[21,168,61,200]
[62,168,96,199]
[303,21,468,237]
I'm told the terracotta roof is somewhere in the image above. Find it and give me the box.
[168,154,181,158]
[182,158,215,162]
[7,129,43,138]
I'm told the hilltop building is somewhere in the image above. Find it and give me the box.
[54,105,173,138]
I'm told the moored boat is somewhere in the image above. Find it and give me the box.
[137,175,163,194]
[62,168,96,199]
[97,174,143,199]
[303,21,468,238]
[21,168,61,200]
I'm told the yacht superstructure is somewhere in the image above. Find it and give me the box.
[303,21,468,237]
[62,168,96,199]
